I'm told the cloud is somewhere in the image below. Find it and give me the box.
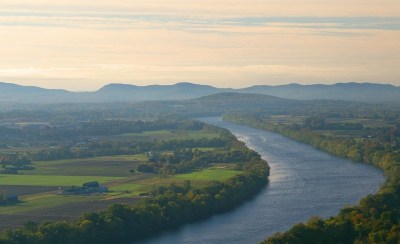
[0,12,399,32]
[2,0,400,17]
[0,1,399,90]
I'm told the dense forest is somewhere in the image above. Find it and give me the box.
[224,112,400,243]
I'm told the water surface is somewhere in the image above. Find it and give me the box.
[141,117,385,244]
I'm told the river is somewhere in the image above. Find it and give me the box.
[141,117,385,244]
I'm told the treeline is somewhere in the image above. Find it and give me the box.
[0,119,208,142]
[27,137,230,162]
[0,119,229,161]
[303,117,363,130]
[2,93,399,125]
[0,158,269,243]
[2,118,257,177]
[146,142,261,176]
[2,134,235,175]
[224,113,400,243]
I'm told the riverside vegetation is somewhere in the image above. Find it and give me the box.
[224,111,400,243]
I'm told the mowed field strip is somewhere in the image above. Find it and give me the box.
[0,175,124,187]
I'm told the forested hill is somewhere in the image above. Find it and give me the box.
[97,82,220,101]
[1,81,400,104]
[0,82,222,104]
[241,82,400,104]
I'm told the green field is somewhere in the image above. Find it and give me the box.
[265,116,394,129]
[0,193,99,215]
[172,168,238,181]
[0,149,240,223]
[28,155,147,177]
[0,175,123,187]
[0,165,240,220]
[0,128,238,229]
[0,147,46,154]
[269,115,306,124]
[107,129,221,141]
[109,167,240,196]
[326,118,393,128]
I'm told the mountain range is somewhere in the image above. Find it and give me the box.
[0,81,399,104]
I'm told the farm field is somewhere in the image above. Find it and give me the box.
[0,164,239,229]
[173,167,238,181]
[28,155,146,177]
[0,196,140,230]
[0,126,241,231]
[0,175,123,186]
[109,166,240,196]
[104,129,221,141]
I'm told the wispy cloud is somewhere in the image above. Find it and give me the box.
[0,1,399,89]
[2,0,400,17]
[1,12,399,32]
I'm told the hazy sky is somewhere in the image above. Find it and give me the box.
[1,0,400,90]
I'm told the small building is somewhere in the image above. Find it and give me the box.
[0,194,19,204]
[0,168,18,174]
[61,181,108,195]
[5,194,18,202]
[83,181,100,188]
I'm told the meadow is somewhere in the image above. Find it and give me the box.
[0,127,240,230]
[105,130,221,141]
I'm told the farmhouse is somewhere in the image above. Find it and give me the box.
[5,194,18,202]
[0,168,18,174]
[0,194,19,204]
[83,181,100,188]
[61,181,108,195]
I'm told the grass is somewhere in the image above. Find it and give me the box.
[114,130,173,140]
[194,147,219,152]
[266,116,393,129]
[326,118,392,128]
[315,130,367,139]
[0,127,236,228]
[0,193,100,215]
[0,165,239,228]
[0,167,241,215]
[107,130,221,141]
[172,168,239,181]
[27,155,147,177]
[0,175,123,187]
[109,167,241,196]
[0,147,46,154]
[110,182,155,196]
[268,115,306,125]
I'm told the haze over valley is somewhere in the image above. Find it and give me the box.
[1,0,400,243]
[1,81,400,104]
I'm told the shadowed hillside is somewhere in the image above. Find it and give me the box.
[0,82,399,104]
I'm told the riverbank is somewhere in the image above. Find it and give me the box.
[222,114,400,243]
[0,120,269,243]
[141,117,383,243]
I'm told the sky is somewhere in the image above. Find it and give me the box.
[1,1,400,91]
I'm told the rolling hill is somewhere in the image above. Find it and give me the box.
[0,81,399,104]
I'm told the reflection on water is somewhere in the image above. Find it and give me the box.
[141,117,384,244]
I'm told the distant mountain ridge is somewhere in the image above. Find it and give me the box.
[0,81,399,104]
[96,82,221,101]
[241,82,400,104]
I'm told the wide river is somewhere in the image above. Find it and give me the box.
[141,117,385,244]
